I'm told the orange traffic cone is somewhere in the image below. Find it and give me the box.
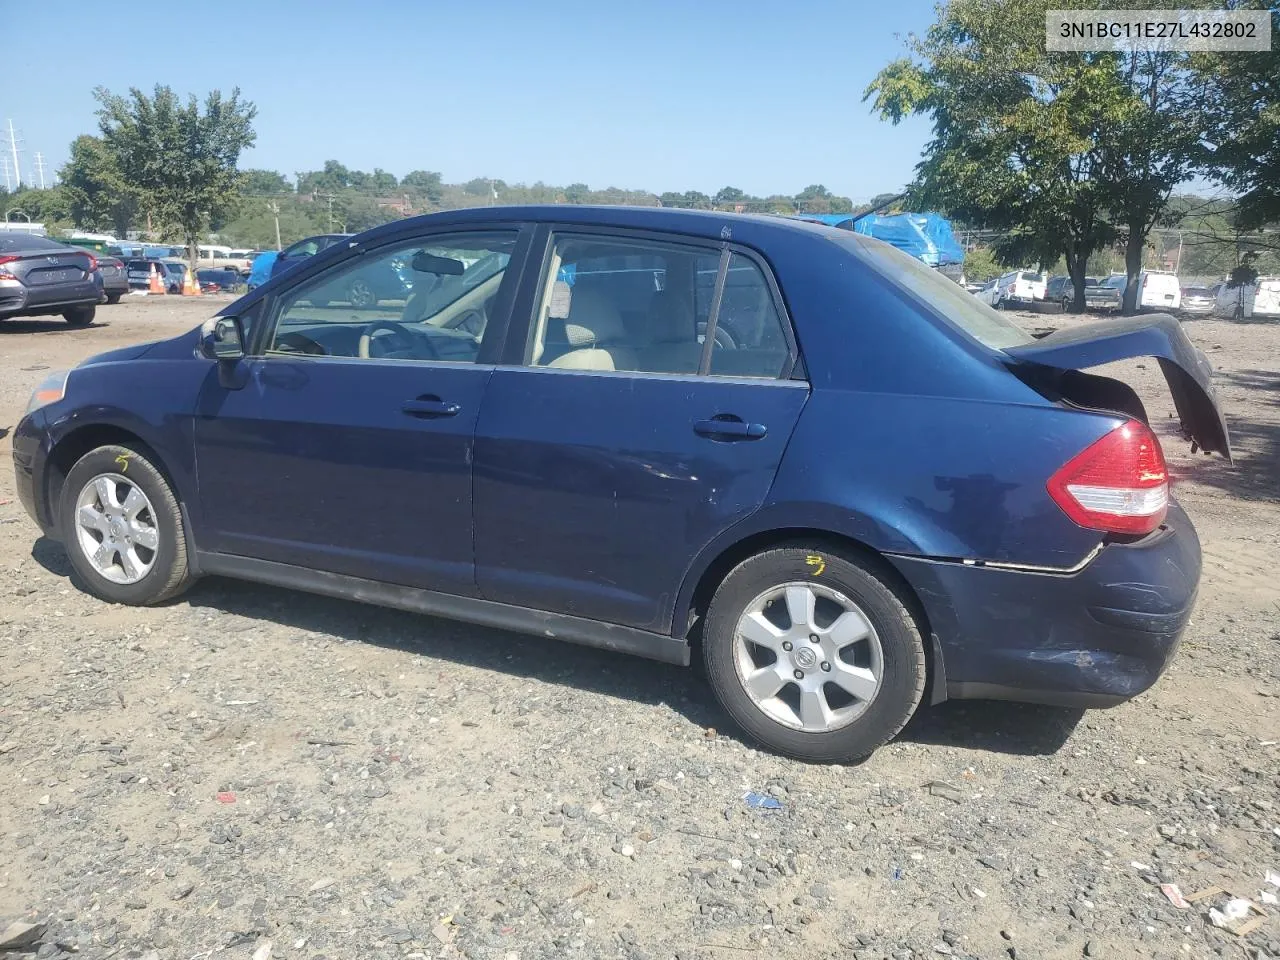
[182,268,200,296]
[147,264,165,295]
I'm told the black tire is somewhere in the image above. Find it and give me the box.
[63,306,95,326]
[347,278,377,309]
[58,444,194,606]
[106,293,122,305]
[702,546,927,763]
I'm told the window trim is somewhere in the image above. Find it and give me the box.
[250,226,529,365]
[512,224,801,382]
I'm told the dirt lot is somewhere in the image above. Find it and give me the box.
[1,297,1277,960]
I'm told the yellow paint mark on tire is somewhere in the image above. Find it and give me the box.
[114,453,132,472]
[805,555,826,576]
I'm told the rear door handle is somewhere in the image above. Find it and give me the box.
[693,417,767,441]
[402,396,460,418]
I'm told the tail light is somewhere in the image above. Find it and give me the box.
[86,254,99,271]
[0,254,17,280]
[1047,420,1169,535]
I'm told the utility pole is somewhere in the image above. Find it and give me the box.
[267,200,282,250]
[319,193,336,231]
[6,120,22,188]
[0,154,10,192]
[33,152,46,189]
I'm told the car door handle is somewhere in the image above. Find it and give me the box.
[402,396,460,418]
[693,416,767,441]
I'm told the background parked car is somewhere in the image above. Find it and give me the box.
[96,256,129,304]
[1180,285,1217,316]
[986,270,1046,308]
[1215,277,1280,320]
[1102,271,1182,311]
[125,259,185,294]
[247,250,278,291]
[1045,275,1122,312]
[269,234,351,279]
[0,233,101,326]
[196,268,242,294]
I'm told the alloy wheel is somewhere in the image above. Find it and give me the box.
[732,582,883,733]
[74,473,159,584]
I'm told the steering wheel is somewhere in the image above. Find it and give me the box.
[358,319,438,360]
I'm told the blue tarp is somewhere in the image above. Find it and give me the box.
[795,212,965,267]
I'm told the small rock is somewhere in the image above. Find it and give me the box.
[620,844,635,858]
[561,803,584,819]
[1084,942,1100,958]
[364,779,390,799]
[173,882,196,901]
[36,944,59,960]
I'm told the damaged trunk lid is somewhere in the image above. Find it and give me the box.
[1004,313,1231,460]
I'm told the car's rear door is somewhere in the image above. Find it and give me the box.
[192,225,531,595]
[472,227,808,633]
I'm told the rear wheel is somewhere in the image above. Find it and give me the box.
[58,444,193,606]
[63,306,95,326]
[106,293,122,305]
[347,278,376,309]
[702,546,926,762]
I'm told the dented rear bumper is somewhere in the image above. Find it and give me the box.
[891,501,1200,708]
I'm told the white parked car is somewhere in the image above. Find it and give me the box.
[1214,277,1280,320]
[987,270,1046,308]
[1102,271,1182,311]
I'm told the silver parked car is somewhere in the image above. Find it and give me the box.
[1180,285,1217,316]
[0,233,100,326]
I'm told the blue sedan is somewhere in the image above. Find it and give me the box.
[11,206,1230,761]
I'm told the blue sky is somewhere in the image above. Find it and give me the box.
[5,0,934,201]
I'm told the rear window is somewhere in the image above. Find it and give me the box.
[0,234,67,253]
[1019,271,1042,282]
[841,234,1032,351]
[1184,287,1210,297]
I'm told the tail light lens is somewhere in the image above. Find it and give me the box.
[86,254,99,271]
[0,254,17,280]
[1047,420,1169,535]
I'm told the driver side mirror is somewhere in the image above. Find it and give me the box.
[202,315,245,361]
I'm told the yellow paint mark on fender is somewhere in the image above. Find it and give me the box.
[114,453,132,472]
[805,555,826,576]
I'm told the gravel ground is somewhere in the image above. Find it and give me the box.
[1,297,1277,960]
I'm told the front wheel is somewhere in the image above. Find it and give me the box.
[59,444,194,606]
[63,306,95,326]
[347,278,377,309]
[702,546,926,762]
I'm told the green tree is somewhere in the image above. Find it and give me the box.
[95,84,256,267]
[59,134,140,236]
[297,160,352,195]
[714,186,747,208]
[864,0,1206,313]
[402,170,443,203]
[241,168,291,195]
[564,182,591,204]
[1194,8,1280,231]
[963,246,1002,282]
[9,186,71,225]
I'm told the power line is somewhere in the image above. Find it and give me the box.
[0,154,10,192]
[5,120,22,189]
[33,152,46,190]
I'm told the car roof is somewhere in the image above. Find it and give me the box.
[349,205,840,247]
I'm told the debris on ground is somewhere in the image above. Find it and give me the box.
[0,921,46,951]
[924,780,964,803]
[742,791,783,811]
[1159,883,1190,909]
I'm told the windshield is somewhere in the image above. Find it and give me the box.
[840,233,1032,350]
[1103,276,1127,289]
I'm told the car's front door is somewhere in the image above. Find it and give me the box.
[472,229,808,633]
[192,227,528,595]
